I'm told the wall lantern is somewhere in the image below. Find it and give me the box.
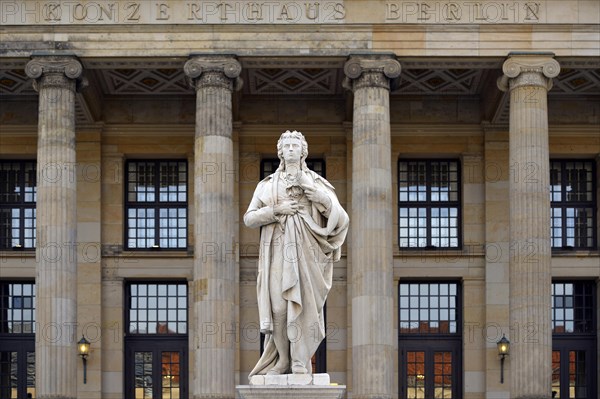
[497,334,510,384]
[77,335,91,384]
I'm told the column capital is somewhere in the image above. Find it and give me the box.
[497,53,560,92]
[343,54,401,91]
[25,55,87,92]
[184,54,243,92]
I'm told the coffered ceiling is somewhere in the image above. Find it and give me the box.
[1,57,598,126]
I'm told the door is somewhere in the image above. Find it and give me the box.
[552,338,597,399]
[400,339,461,399]
[125,338,188,399]
[0,339,35,399]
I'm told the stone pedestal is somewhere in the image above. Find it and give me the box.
[184,55,242,399]
[25,55,85,399]
[498,53,560,399]
[343,54,401,399]
[237,374,345,399]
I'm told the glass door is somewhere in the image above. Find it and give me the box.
[125,338,188,399]
[0,339,35,399]
[400,339,461,399]
[552,338,597,399]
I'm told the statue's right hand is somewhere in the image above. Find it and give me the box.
[274,201,300,216]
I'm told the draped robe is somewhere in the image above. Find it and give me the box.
[244,169,349,376]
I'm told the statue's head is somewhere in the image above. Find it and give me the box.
[276,130,309,171]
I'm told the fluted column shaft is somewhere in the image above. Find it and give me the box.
[344,54,401,399]
[26,56,85,399]
[498,53,560,399]
[184,55,242,399]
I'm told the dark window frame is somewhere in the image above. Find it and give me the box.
[0,281,36,336]
[552,280,596,336]
[124,281,189,337]
[124,281,189,399]
[398,280,463,399]
[124,160,188,251]
[551,280,597,399]
[550,159,597,250]
[0,280,36,399]
[397,159,462,250]
[0,161,36,251]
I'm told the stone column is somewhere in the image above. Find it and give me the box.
[184,55,242,399]
[497,53,560,399]
[25,55,85,399]
[343,54,401,399]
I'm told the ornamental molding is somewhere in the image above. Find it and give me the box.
[497,55,560,92]
[183,56,242,92]
[343,55,401,91]
[25,56,87,93]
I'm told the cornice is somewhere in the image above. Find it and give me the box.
[390,124,483,137]
[238,124,346,137]
[101,124,194,137]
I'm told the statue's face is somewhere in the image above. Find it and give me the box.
[281,137,303,164]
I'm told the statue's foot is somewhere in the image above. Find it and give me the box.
[267,360,290,375]
[291,361,308,374]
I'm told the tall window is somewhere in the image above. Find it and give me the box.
[125,282,188,399]
[125,161,188,250]
[551,281,597,399]
[399,282,462,399]
[398,160,461,249]
[0,281,36,399]
[550,160,597,249]
[0,161,36,250]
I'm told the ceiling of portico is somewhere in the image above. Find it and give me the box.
[1,57,598,126]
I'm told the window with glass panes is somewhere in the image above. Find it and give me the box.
[126,282,188,335]
[399,282,462,399]
[551,281,597,399]
[398,160,461,249]
[550,160,597,249]
[0,282,36,399]
[125,160,188,250]
[0,161,36,250]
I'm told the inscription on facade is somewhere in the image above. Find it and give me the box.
[0,1,346,24]
[385,1,542,23]
[2,0,587,25]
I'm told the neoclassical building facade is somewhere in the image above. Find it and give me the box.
[0,1,599,398]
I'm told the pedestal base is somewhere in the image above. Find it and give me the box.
[237,373,346,399]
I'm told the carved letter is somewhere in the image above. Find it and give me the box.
[124,2,140,21]
[524,2,539,21]
[156,3,170,20]
[187,3,202,20]
[386,3,400,21]
[305,2,319,20]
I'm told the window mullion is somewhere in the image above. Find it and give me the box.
[155,161,161,247]
[426,161,432,247]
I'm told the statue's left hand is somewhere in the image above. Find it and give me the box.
[303,186,330,206]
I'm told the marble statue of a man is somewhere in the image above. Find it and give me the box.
[244,130,349,376]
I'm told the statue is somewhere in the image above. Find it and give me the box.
[244,130,349,376]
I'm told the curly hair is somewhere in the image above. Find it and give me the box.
[276,130,309,172]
